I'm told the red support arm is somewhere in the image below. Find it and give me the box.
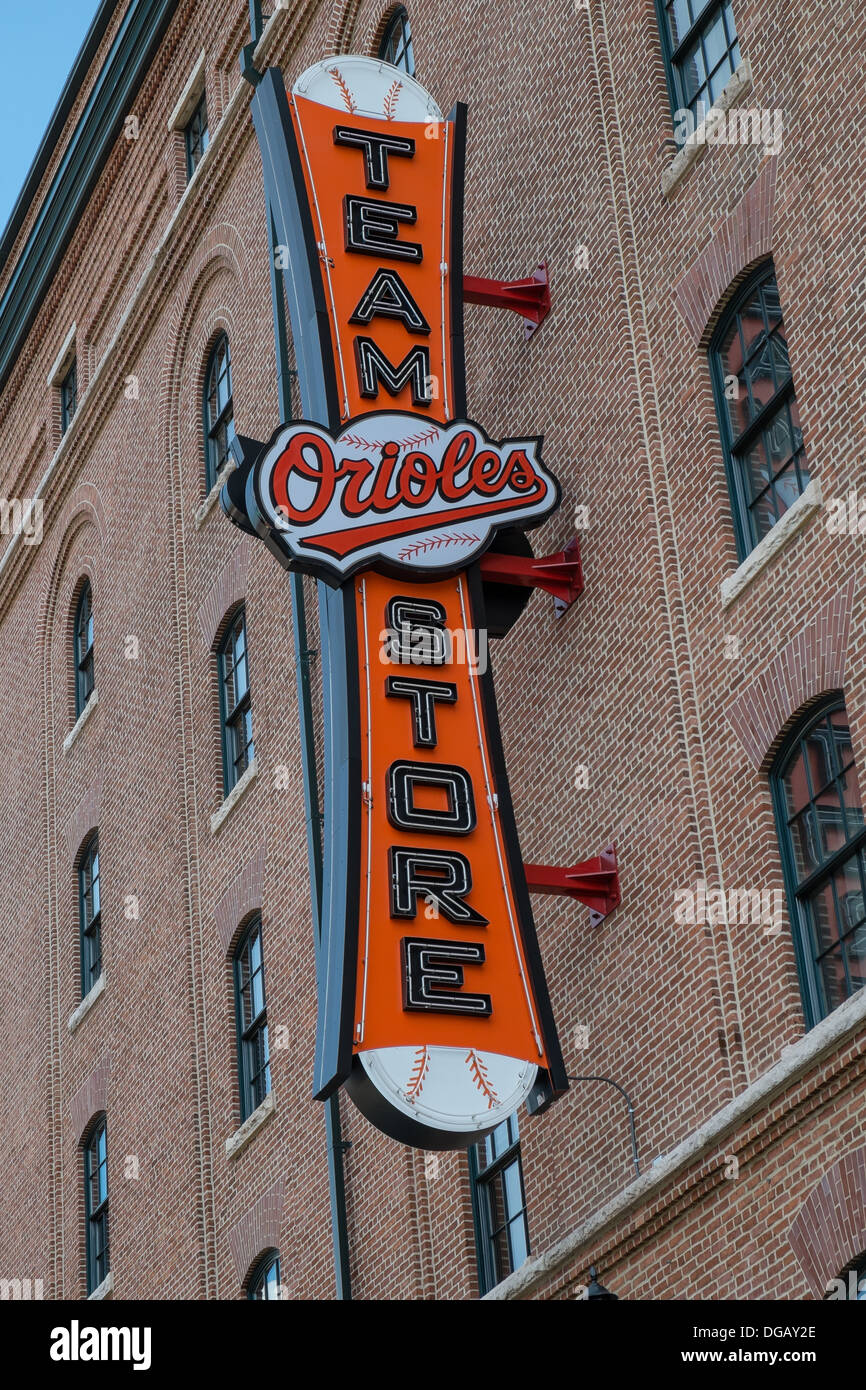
[463,262,551,337]
[479,537,584,611]
[525,846,620,927]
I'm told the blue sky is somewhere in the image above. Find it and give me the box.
[0,1,102,234]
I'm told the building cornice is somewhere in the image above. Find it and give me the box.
[0,0,181,394]
[0,2,312,617]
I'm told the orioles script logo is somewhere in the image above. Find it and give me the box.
[250,411,560,580]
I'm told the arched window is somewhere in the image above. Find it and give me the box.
[79,833,102,999]
[771,698,866,1026]
[74,581,95,715]
[218,607,254,794]
[234,915,271,1122]
[248,1249,281,1300]
[84,1115,109,1295]
[710,262,808,559]
[379,7,415,75]
[204,334,235,491]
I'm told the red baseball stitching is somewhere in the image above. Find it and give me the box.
[397,531,481,561]
[466,1051,498,1108]
[328,67,357,114]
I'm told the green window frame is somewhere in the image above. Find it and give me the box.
[218,606,254,795]
[709,262,808,560]
[84,1115,109,1295]
[203,333,235,491]
[469,1114,529,1295]
[379,7,415,76]
[248,1249,281,1300]
[234,915,271,1123]
[78,832,102,998]
[656,0,740,123]
[771,696,866,1028]
[74,580,95,715]
[61,357,78,434]
[184,89,209,181]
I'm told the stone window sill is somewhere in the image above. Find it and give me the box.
[661,60,754,199]
[88,1271,113,1301]
[167,49,206,133]
[68,973,105,1034]
[210,758,258,835]
[194,461,234,530]
[225,1091,276,1160]
[720,478,823,608]
[63,689,98,754]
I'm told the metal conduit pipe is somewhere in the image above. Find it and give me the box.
[266,177,353,1295]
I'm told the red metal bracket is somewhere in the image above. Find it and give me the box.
[479,537,584,614]
[525,845,620,928]
[463,262,551,338]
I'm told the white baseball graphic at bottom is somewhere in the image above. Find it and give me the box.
[359,1045,538,1136]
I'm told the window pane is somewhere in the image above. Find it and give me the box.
[789,809,821,882]
[707,54,732,103]
[502,1159,524,1220]
[748,486,779,544]
[817,947,849,1014]
[847,927,866,992]
[807,877,839,958]
[679,41,705,104]
[507,1213,528,1271]
[741,439,772,501]
[703,12,727,69]
[666,0,692,46]
[783,750,812,817]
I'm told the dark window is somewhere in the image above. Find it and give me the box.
[234,916,271,1122]
[79,834,102,998]
[772,698,866,1028]
[470,1114,529,1294]
[185,90,209,181]
[204,334,235,491]
[248,1249,281,1300]
[74,582,95,715]
[84,1117,109,1295]
[657,1,740,120]
[379,7,415,75]
[61,359,78,434]
[710,264,808,558]
[218,607,254,794]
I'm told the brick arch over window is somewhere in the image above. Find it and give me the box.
[227,1178,286,1286]
[65,780,102,864]
[367,3,409,56]
[788,1146,866,1296]
[70,1060,111,1146]
[214,846,266,954]
[37,490,107,733]
[161,226,251,502]
[725,578,855,769]
[326,0,365,52]
[197,541,250,650]
[672,157,778,346]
